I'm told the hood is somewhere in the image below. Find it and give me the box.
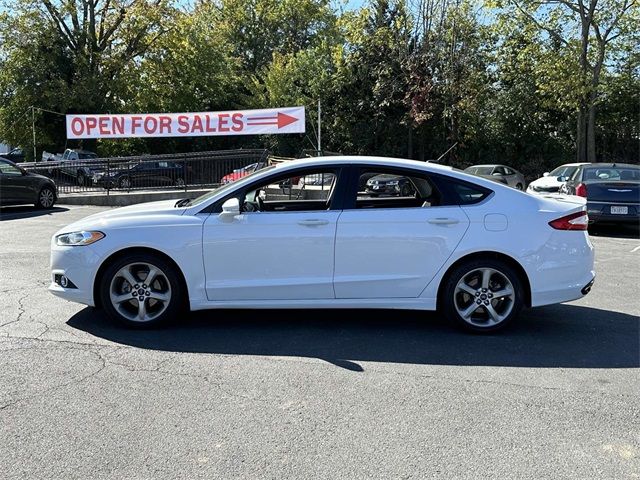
[57,199,186,234]
[26,171,53,182]
[529,176,565,188]
[368,174,403,182]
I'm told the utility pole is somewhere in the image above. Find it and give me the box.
[31,106,36,162]
[317,100,321,156]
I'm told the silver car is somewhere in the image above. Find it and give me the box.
[464,164,527,190]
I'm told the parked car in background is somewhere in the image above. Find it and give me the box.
[365,173,416,196]
[0,147,26,163]
[560,163,640,224]
[94,161,191,189]
[44,148,100,186]
[527,163,590,195]
[464,165,527,190]
[220,162,266,184]
[0,158,57,208]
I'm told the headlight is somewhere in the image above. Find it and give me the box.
[56,231,105,246]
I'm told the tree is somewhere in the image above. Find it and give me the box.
[501,0,639,162]
[0,0,176,155]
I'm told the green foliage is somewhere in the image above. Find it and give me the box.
[0,0,636,169]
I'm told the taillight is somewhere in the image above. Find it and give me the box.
[549,211,589,230]
[575,183,587,197]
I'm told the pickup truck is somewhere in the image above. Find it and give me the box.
[42,149,100,186]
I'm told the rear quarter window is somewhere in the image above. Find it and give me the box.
[432,176,493,205]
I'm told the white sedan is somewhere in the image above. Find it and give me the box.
[49,156,595,332]
[527,163,590,195]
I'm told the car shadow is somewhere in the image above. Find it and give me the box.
[67,304,639,370]
[0,205,69,220]
[589,223,640,239]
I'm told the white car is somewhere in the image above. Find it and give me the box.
[49,156,595,333]
[527,163,590,195]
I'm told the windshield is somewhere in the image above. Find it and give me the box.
[549,166,577,178]
[78,152,97,159]
[189,165,277,206]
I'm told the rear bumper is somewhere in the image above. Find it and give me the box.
[588,202,639,224]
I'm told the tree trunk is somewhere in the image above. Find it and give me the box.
[576,108,587,162]
[586,46,606,163]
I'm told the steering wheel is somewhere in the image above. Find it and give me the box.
[243,190,264,212]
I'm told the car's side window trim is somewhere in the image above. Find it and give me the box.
[341,164,492,210]
[201,165,349,214]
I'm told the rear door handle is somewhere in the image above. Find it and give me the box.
[298,219,329,226]
[428,218,459,225]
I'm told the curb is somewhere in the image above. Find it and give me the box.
[58,189,211,207]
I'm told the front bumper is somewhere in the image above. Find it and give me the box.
[49,242,103,307]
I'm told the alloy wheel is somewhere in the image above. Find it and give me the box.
[109,262,172,323]
[39,188,55,208]
[453,267,515,327]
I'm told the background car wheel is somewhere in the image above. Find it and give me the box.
[77,171,87,186]
[36,186,55,209]
[400,184,412,196]
[99,253,184,328]
[440,258,524,333]
[515,183,523,190]
[174,177,185,187]
[119,177,131,189]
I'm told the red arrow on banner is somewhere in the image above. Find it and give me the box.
[246,112,298,129]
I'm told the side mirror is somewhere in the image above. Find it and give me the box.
[220,197,240,217]
[543,172,550,177]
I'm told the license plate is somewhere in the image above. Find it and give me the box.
[611,206,628,214]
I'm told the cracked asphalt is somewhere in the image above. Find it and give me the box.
[1,205,639,479]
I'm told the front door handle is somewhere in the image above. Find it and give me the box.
[298,219,329,226]
[428,218,459,225]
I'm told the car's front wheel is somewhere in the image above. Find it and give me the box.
[99,253,184,328]
[440,258,524,333]
[36,186,56,209]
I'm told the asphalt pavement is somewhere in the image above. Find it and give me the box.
[1,205,638,479]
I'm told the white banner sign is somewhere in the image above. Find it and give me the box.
[66,106,305,139]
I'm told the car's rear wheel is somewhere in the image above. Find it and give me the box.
[118,176,131,189]
[440,258,524,333]
[99,253,184,328]
[174,177,185,187]
[36,186,56,209]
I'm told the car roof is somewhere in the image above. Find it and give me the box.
[583,163,638,168]
[466,164,511,168]
[275,156,456,173]
[69,149,96,154]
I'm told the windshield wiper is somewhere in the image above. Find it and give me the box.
[174,198,191,208]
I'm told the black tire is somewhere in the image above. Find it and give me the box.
[35,186,56,209]
[174,177,185,187]
[99,253,185,328]
[440,258,525,333]
[118,176,131,189]
[400,183,412,196]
